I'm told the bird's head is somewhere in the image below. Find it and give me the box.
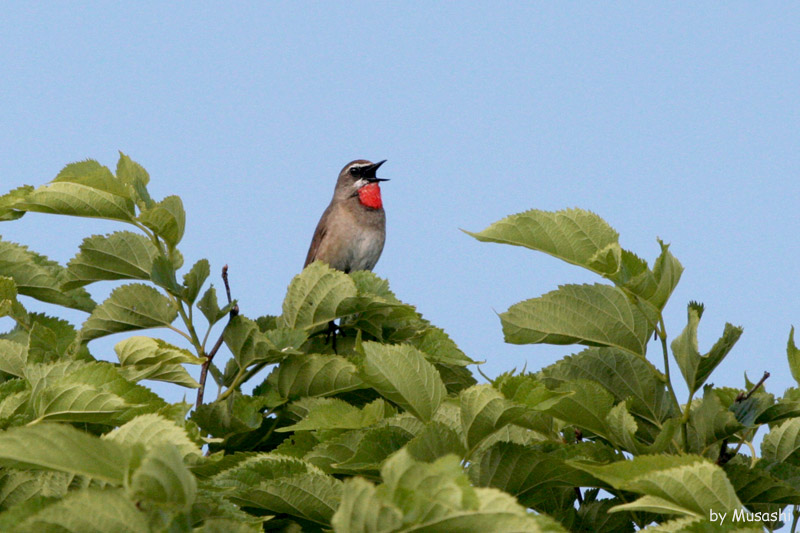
[335,159,388,209]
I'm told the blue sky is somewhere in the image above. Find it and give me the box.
[2,4,799,409]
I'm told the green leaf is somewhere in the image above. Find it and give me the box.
[280,398,392,433]
[17,160,136,222]
[168,247,183,270]
[190,484,270,531]
[0,470,78,510]
[756,400,800,425]
[26,360,167,425]
[26,360,168,425]
[336,271,424,341]
[0,276,21,319]
[335,425,417,471]
[115,336,202,388]
[0,385,32,425]
[264,327,309,355]
[604,401,641,452]
[606,402,679,455]
[115,152,153,209]
[31,382,130,424]
[331,477,404,532]
[608,243,684,317]
[575,497,636,533]
[501,283,652,356]
[79,283,178,341]
[149,255,182,296]
[728,388,773,427]
[466,208,621,275]
[467,210,684,315]
[307,418,421,474]
[129,442,197,512]
[491,373,565,435]
[543,379,615,440]
[686,389,744,456]
[541,347,676,429]
[191,452,260,480]
[460,385,526,453]
[672,303,743,395]
[788,327,800,387]
[304,415,423,473]
[406,421,467,462]
[115,336,201,388]
[610,462,743,519]
[190,393,268,440]
[408,326,476,366]
[0,238,96,312]
[8,488,149,533]
[24,360,87,394]
[0,185,33,221]
[648,240,684,311]
[26,315,79,363]
[761,418,800,466]
[223,316,281,369]
[570,453,705,489]
[0,424,130,484]
[212,454,341,526]
[137,195,186,247]
[104,413,202,460]
[264,353,363,401]
[375,449,566,532]
[305,429,364,472]
[724,463,800,506]
[280,261,357,330]
[63,231,160,289]
[182,259,210,304]
[197,285,231,325]
[360,342,447,422]
[437,363,480,395]
[0,339,27,377]
[470,442,601,509]
[348,270,401,302]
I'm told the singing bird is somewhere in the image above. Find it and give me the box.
[304,159,388,273]
[303,159,388,352]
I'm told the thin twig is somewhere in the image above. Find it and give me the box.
[736,371,770,402]
[195,265,239,407]
[222,264,234,305]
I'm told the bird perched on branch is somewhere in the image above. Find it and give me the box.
[303,159,389,352]
[304,159,388,273]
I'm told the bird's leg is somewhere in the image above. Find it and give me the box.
[325,320,342,354]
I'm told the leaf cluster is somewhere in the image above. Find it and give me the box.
[0,157,797,531]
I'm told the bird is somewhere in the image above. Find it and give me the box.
[304,159,388,273]
[304,159,389,352]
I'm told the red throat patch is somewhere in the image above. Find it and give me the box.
[357,183,383,209]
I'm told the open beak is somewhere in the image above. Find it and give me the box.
[367,160,389,182]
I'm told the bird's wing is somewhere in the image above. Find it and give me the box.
[303,207,330,268]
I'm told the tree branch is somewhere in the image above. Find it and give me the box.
[195,265,239,407]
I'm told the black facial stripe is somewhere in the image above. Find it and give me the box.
[349,165,372,177]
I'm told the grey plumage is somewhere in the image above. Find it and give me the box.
[304,160,387,273]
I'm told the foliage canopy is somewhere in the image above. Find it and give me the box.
[0,154,797,531]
